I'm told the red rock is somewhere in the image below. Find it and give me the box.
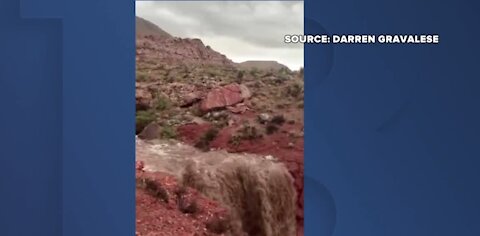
[200,83,251,112]
[226,103,249,114]
[136,170,230,236]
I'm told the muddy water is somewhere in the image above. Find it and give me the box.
[136,137,297,236]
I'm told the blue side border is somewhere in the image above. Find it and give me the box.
[1,0,135,235]
[305,0,480,235]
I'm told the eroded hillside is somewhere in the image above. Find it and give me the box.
[135,17,304,236]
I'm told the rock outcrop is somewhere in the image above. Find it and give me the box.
[200,83,251,112]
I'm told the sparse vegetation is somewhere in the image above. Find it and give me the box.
[178,199,199,214]
[135,17,303,236]
[286,83,303,98]
[195,127,219,151]
[238,125,261,140]
[271,115,286,125]
[229,124,263,146]
[139,177,169,203]
[265,123,279,135]
[228,135,241,146]
[206,216,231,234]
[154,95,170,111]
[236,70,245,83]
[161,125,177,139]
[136,110,156,134]
[174,185,199,214]
[137,72,148,81]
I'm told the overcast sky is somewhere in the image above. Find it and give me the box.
[136,1,304,70]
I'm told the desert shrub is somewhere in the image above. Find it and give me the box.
[161,125,177,139]
[195,127,219,151]
[228,135,241,147]
[230,125,262,145]
[154,96,170,111]
[237,70,244,79]
[286,83,303,98]
[204,128,219,142]
[136,110,156,134]
[265,124,279,135]
[174,185,199,214]
[178,199,199,214]
[140,177,169,203]
[271,115,286,125]
[206,216,231,234]
[136,72,148,81]
[239,125,261,140]
[297,102,304,109]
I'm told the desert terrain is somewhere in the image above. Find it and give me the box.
[135,17,304,236]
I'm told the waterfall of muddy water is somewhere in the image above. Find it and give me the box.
[136,137,297,236]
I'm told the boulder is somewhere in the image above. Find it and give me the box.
[138,122,161,140]
[200,83,251,112]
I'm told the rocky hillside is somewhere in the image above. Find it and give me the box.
[136,17,304,236]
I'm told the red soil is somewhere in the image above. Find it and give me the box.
[136,163,230,236]
[177,123,304,235]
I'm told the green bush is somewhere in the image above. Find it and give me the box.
[161,125,177,139]
[286,83,303,98]
[195,127,219,151]
[265,124,279,135]
[239,125,261,140]
[138,177,169,203]
[136,110,156,134]
[154,96,170,111]
[136,72,148,81]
